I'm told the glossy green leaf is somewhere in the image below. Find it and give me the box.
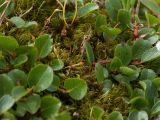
[64,78,87,100]
[105,2,117,21]
[95,63,105,83]
[139,28,156,37]
[119,66,137,77]
[109,57,122,71]
[18,94,41,114]
[141,47,160,62]
[140,68,156,80]
[47,75,60,92]
[109,0,122,10]
[2,111,16,120]
[153,78,160,90]
[0,36,19,51]
[55,111,71,120]
[28,64,53,92]
[114,43,132,65]
[96,14,107,34]
[0,58,7,69]
[11,86,28,101]
[35,34,53,58]
[140,80,158,107]
[151,100,160,116]
[140,0,160,15]
[103,80,113,93]
[85,42,95,65]
[105,0,118,21]
[0,74,14,97]
[24,21,38,28]
[91,106,104,120]
[10,17,25,28]
[101,26,121,39]
[118,9,131,28]
[132,39,152,59]
[78,3,99,18]
[8,69,27,86]
[145,12,160,26]
[0,95,15,114]
[128,110,148,120]
[41,96,61,118]
[129,97,148,109]
[132,88,145,98]
[51,59,64,71]
[14,103,26,117]
[15,46,38,66]
[147,35,159,45]
[108,111,123,120]
[11,54,28,67]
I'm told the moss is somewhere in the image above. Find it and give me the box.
[100,85,129,116]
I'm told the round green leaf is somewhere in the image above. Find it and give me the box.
[140,68,156,80]
[0,74,15,97]
[147,35,159,45]
[64,78,87,100]
[15,46,38,67]
[139,28,155,37]
[109,57,122,71]
[128,110,148,120]
[153,78,160,90]
[101,26,121,39]
[145,12,160,26]
[103,79,113,93]
[41,96,61,118]
[10,17,25,28]
[108,111,123,120]
[2,111,16,120]
[91,106,104,120]
[47,75,60,92]
[129,97,148,109]
[11,86,28,101]
[51,59,64,71]
[0,36,19,51]
[118,9,131,28]
[28,64,53,92]
[78,3,99,18]
[55,111,71,120]
[151,100,160,116]
[141,47,160,62]
[24,21,38,28]
[119,66,137,77]
[35,34,53,58]
[140,0,160,15]
[114,43,132,65]
[132,39,152,59]
[11,54,28,67]
[0,95,15,114]
[18,94,41,114]
[8,69,27,86]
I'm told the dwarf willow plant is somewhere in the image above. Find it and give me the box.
[85,0,160,119]
[0,0,160,119]
[0,34,88,119]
